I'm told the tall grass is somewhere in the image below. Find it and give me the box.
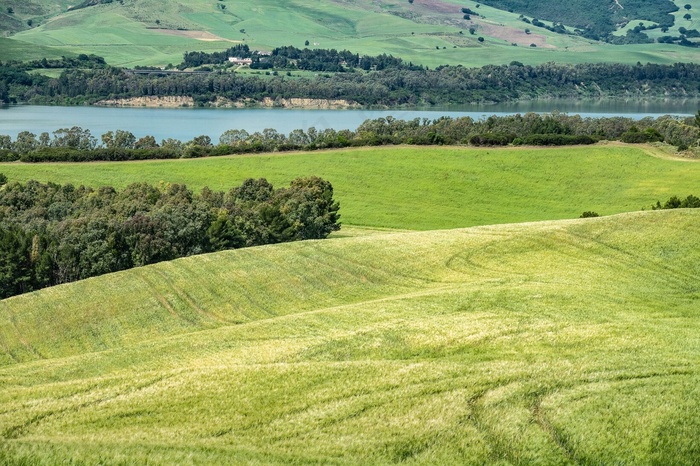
[0,210,699,464]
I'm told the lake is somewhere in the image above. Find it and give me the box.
[1,100,697,142]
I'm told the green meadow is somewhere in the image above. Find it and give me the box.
[1,209,699,464]
[1,144,699,230]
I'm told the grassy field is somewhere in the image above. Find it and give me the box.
[3,0,700,67]
[0,209,699,464]
[1,144,699,230]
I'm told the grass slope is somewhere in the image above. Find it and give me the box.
[3,0,700,67]
[2,144,699,230]
[0,209,699,464]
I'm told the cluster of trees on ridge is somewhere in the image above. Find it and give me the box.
[652,194,700,210]
[1,113,698,164]
[181,45,413,72]
[4,59,700,107]
[0,176,340,299]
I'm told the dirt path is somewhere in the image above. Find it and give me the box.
[604,141,700,162]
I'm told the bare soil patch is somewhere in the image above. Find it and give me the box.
[413,0,461,14]
[476,20,555,48]
[153,29,239,42]
[395,0,555,48]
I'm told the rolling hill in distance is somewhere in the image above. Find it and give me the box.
[2,0,700,66]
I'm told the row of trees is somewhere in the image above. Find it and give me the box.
[1,113,697,163]
[5,61,700,106]
[652,194,700,210]
[0,177,340,299]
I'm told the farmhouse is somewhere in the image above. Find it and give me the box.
[228,57,253,65]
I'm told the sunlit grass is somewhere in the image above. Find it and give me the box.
[2,145,699,230]
[0,210,699,464]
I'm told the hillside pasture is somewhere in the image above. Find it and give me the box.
[5,0,700,67]
[1,145,699,230]
[0,210,699,464]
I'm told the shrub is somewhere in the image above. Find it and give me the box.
[469,133,516,146]
[513,134,596,146]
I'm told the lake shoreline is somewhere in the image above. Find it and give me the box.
[1,102,696,142]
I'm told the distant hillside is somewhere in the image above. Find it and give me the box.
[3,0,700,67]
[0,0,73,34]
[477,0,678,40]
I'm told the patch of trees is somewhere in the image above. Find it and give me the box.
[5,60,700,107]
[522,17,569,35]
[181,45,414,72]
[657,30,700,47]
[0,176,340,299]
[483,0,677,41]
[68,0,115,12]
[652,194,700,210]
[182,45,254,68]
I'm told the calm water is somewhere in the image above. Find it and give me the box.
[0,101,697,141]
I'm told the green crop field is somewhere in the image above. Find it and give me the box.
[1,144,699,230]
[2,0,700,67]
[0,209,699,464]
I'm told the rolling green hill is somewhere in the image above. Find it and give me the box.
[2,144,699,230]
[1,209,699,464]
[2,0,700,67]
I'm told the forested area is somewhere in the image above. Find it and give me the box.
[0,177,340,299]
[480,0,678,40]
[1,112,697,165]
[4,61,700,107]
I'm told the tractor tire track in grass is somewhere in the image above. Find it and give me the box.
[7,313,45,362]
[152,269,226,325]
[565,230,700,292]
[310,241,442,287]
[531,393,580,465]
[1,373,174,440]
[137,271,202,327]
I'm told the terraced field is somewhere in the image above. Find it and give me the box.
[1,209,699,464]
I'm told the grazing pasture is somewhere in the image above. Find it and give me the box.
[0,210,699,464]
[5,0,700,66]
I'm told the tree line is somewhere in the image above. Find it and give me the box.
[1,113,698,164]
[4,60,700,107]
[0,177,340,299]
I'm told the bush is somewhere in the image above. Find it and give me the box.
[512,134,596,146]
[469,133,516,146]
[580,211,600,218]
[0,150,19,162]
[620,127,663,143]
